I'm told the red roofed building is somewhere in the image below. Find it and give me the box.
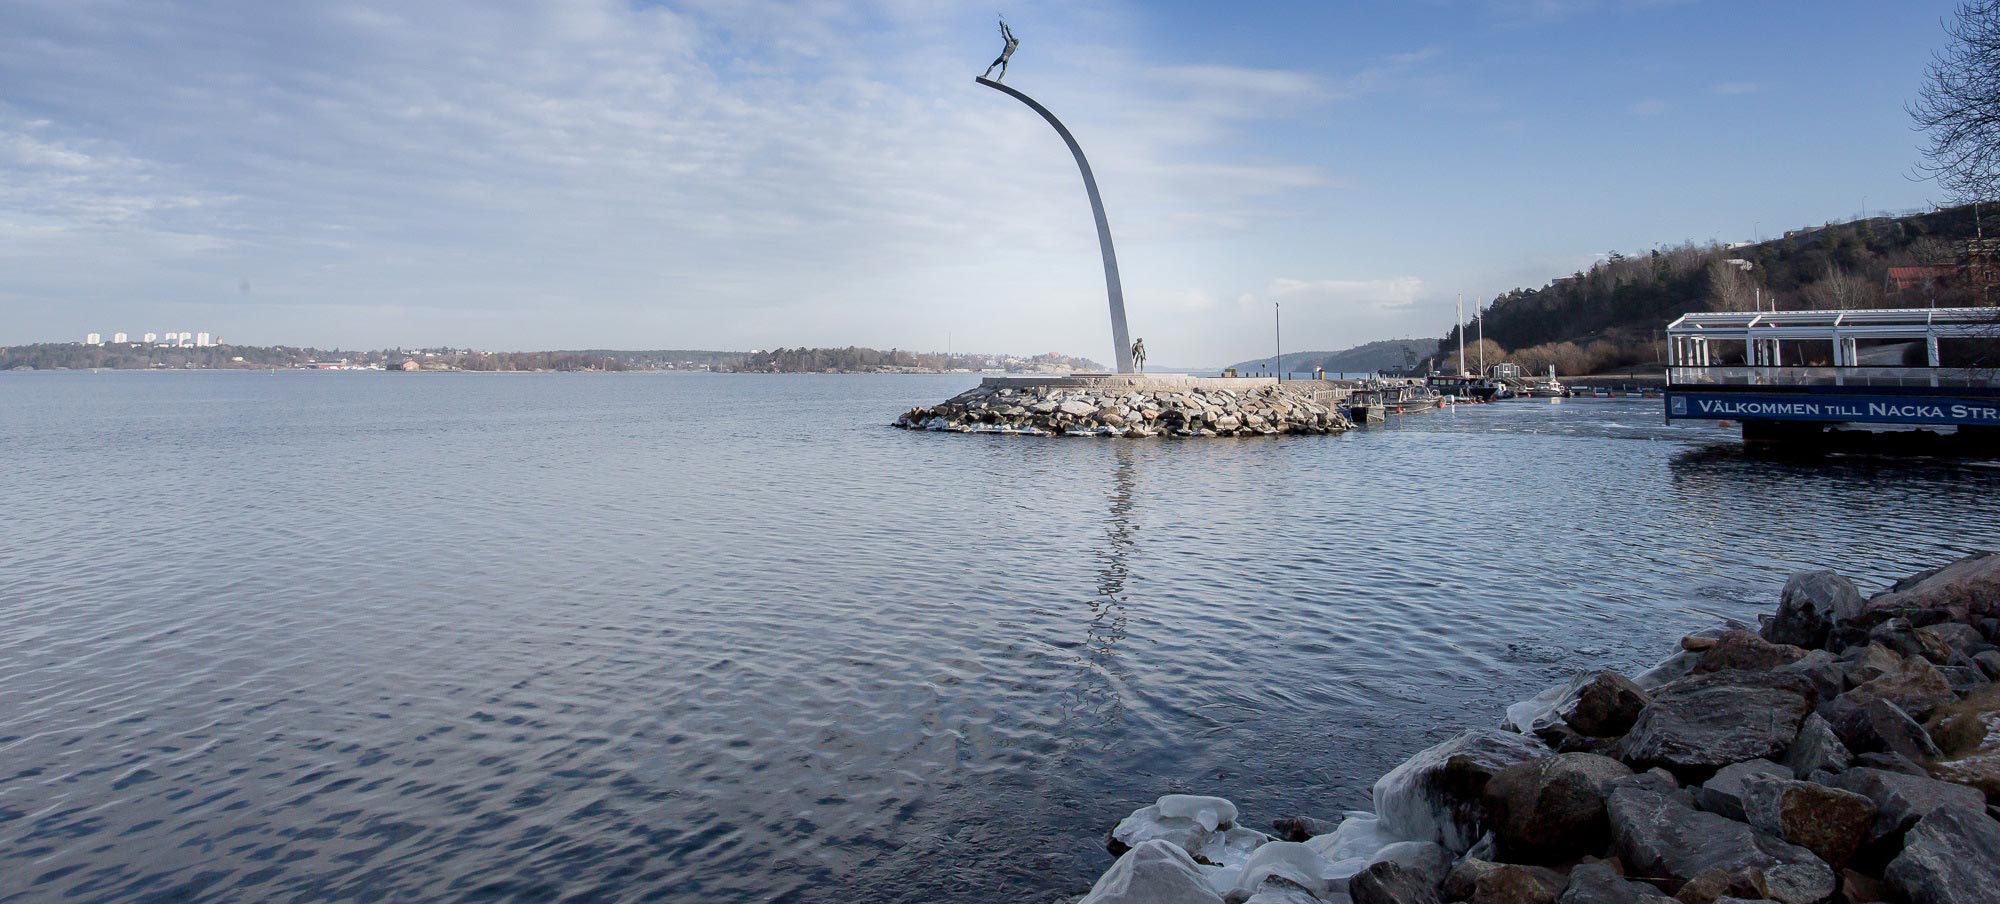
[1887,265,1955,291]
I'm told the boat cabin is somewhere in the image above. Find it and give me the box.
[1665,307,2000,385]
[1663,307,2000,437]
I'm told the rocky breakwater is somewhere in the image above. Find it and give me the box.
[894,378,1349,437]
[1074,551,2000,904]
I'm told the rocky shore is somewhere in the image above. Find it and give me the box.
[1076,552,2000,904]
[894,381,1350,437]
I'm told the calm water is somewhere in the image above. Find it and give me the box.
[3,372,1998,903]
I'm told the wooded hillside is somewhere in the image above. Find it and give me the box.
[1438,203,1999,374]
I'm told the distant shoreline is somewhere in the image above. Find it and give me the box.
[1,367,1051,376]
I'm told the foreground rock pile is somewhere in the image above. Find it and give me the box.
[894,383,1349,437]
[1076,552,2000,904]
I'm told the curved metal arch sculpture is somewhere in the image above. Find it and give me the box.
[977,76,1134,374]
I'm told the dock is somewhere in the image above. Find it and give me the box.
[1661,307,2000,449]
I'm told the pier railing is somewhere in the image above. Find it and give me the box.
[1667,365,2000,390]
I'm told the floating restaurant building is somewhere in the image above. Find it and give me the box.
[1663,306,2000,448]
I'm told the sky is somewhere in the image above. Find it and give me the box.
[0,0,1972,364]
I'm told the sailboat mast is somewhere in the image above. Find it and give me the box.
[1457,294,1466,376]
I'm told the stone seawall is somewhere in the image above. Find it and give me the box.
[894,377,1351,437]
[1071,551,2000,904]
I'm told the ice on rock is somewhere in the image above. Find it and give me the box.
[1199,863,1244,896]
[1371,840,1451,886]
[1505,671,1592,733]
[1372,729,1547,854]
[1634,650,1699,690]
[1302,813,1453,889]
[1112,795,1252,863]
[1227,841,1344,900]
[1080,840,1226,904]
[1157,794,1239,832]
[1305,812,1393,864]
[1198,825,1271,868]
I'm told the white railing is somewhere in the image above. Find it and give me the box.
[1667,366,2000,389]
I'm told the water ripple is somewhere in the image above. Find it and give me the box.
[1,375,1997,902]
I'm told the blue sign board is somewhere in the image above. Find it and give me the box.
[1666,391,2000,426]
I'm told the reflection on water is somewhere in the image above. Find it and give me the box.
[1069,444,1137,745]
[1,375,1997,903]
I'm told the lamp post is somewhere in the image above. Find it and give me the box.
[1274,302,1282,381]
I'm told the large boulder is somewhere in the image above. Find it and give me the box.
[1925,684,2000,800]
[1917,622,1986,659]
[1464,865,1559,904]
[1883,804,2000,904]
[1483,753,1632,863]
[1351,860,1443,904]
[1766,571,1864,649]
[1866,618,1958,665]
[1862,551,2000,626]
[1973,650,2000,681]
[1442,859,1565,904]
[1826,767,1987,846]
[1079,839,1226,904]
[1784,714,1854,778]
[1694,631,1810,675]
[1375,729,1549,854]
[1838,869,1896,904]
[1554,862,1675,904]
[1838,644,1906,688]
[1269,815,1338,842]
[1568,674,1651,738]
[1373,840,1453,888]
[1695,759,1791,822]
[1508,672,1597,735]
[1617,671,1816,773]
[1772,651,1846,704]
[1738,775,1878,870]
[1817,657,1955,744]
[1851,699,1943,762]
[1672,866,1777,904]
[1606,785,1835,904]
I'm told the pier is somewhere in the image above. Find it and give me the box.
[1662,307,2000,449]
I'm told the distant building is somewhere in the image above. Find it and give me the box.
[85,333,102,346]
[1888,265,1956,292]
[196,332,211,347]
[177,332,192,346]
[400,359,421,372]
[113,332,129,344]
[143,332,158,344]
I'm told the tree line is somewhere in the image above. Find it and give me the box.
[728,346,1101,373]
[1433,204,1998,375]
[1427,2,2000,376]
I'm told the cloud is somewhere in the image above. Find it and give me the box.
[0,1,1386,356]
[1628,98,1668,116]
